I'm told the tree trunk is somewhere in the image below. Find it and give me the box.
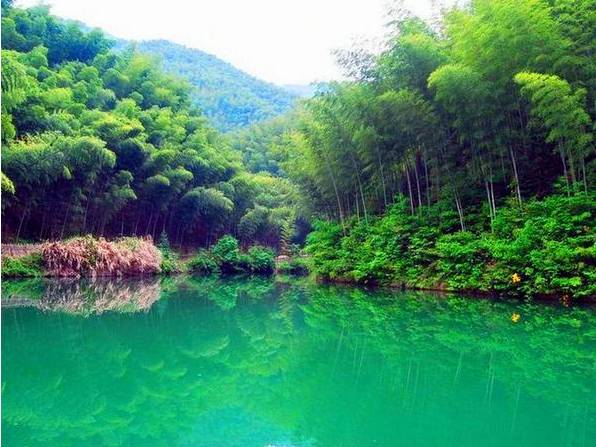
[568,151,577,186]
[60,197,72,240]
[82,197,90,234]
[485,180,494,228]
[423,155,431,207]
[323,154,345,231]
[509,147,522,205]
[454,189,465,231]
[559,145,571,197]
[145,213,153,236]
[16,204,29,242]
[581,157,588,194]
[405,166,415,215]
[39,209,47,240]
[350,154,368,223]
[413,157,423,210]
[375,145,388,207]
[489,169,497,218]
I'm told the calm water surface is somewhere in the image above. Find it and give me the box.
[2,276,595,446]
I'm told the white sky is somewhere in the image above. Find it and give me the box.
[17,0,442,85]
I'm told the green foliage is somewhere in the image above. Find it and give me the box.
[157,232,184,275]
[1,253,44,277]
[2,0,594,299]
[227,113,298,175]
[157,231,171,254]
[187,250,219,275]
[277,0,593,224]
[276,257,309,276]
[269,0,595,299]
[1,5,111,65]
[514,72,592,192]
[306,193,595,299]
[0,4,300,249]
[211,235,241,273]
[194,236,276,275]
[246,246,275,275]
[159,256,184,275]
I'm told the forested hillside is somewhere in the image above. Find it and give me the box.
[227,113,298,176]
[128,40,298,132]
[273,0,595,298]
[1,0,594,298]
[1,3,300,249]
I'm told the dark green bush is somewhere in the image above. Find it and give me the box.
[160,256,184,275]
[2,253,44,278]
[188,250,220,275]
[212,235,242,273]
[236,253,253,273]
[247,246,275,274]
[277,258,309,275]
[207,236,277,275]
[157,232,184,275]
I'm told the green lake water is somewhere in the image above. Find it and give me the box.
[2,276,595,446]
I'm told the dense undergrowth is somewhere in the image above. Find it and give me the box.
[305,193,595,300]
[1,252,44,278]
[161,234,279,276]
[1,233,304,278]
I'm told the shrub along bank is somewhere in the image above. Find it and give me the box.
[1,234,299,278]
[2,236,162,277]
[188,235,275,275]
[305,193,595,301]
[163,234,278,276]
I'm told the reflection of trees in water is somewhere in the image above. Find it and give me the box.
[303,285,596,407]
[41,278,162,314]
[1,277,595,446]
[3,277,162,314]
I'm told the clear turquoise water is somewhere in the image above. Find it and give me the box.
[2,276,595,446]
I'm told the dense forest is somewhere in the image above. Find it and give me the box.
[1,0,594,298]
[275,0,593,298]
[124,40,299,132]
[0,2,304,250]
[227,113,298,176]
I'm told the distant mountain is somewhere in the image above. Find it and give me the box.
[282,84,317,98]
[121,40,300,132]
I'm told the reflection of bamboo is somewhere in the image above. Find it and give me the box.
[355,341,366,384]
[330,326,345,379]
[37,278,161,314]
[403,360,412,408]
[412,362,420,409]
[510,384,521,433]
[452,351,463,388]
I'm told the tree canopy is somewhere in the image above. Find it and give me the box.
[1,4,301,248]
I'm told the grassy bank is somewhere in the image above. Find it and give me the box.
[2,236,161,277]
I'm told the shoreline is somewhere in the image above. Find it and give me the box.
[311,276,596,305]
[2,241,593,304]
[3,269,595,306]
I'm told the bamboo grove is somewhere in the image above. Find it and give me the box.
[0,2,301,248]
[278,0,594,228]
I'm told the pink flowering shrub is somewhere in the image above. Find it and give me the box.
[42,236,161,277]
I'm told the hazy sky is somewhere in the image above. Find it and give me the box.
[17,0,442,85]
